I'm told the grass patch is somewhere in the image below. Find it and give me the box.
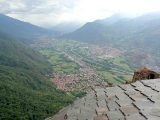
[40,49,80,74]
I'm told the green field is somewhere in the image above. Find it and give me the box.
[40,49,79,74]
[39,40,133,84]
[86,61,132,85]
[109,58,133,72]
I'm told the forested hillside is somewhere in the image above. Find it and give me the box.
[0,32,75,120]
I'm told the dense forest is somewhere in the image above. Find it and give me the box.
[0,32,75,120]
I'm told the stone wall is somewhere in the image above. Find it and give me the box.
[132,68,160,83]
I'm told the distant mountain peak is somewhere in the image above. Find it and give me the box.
[94,13,128,26]
[0,14,59,39]
[50,21,85,33]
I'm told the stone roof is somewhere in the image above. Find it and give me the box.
[135,68,156,73]
[47,79,160,120]
[132,68,160,83]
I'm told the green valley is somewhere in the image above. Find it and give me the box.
[32,38,133,89]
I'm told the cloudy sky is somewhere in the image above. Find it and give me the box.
[1,0,160,28]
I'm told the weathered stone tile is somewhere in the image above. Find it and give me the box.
[84,93,96,101]
[140,108,152,118]
[106,96,118,103]
[67,116,77,120]
[97,94,107,101]
[118,84,135,91]
[105,86,124,97]
[107,101,119,111]
[124,89,140,96]
[131,81,144,88]
[125,113,146,120]
[129,93,148,101]
[150,108,160,117]
[133,100,154,110]
[151,86,160,92]
[148,115,160,120]
[85,100,97,108]
[77,109,97,120]
[141,89,158,98]
[97,99,106,107]
[119,105,139,116]
[106,110,125,120]
[77,112,95,120]
[147,93,160,102]
[149,101,160,117]
[116,100,133,107]
[141,79,160,89]
[96,91,106,97]
[104,86,124,93]
[140,80,150,85]
[115,92,131,100]
[135,86,151,92]
[96,107,108,115]
[73,103,84,108]
[85,96,97,108]
[80,106,95,114]
[67,107,80,117]
[94,88,105,93]
[94,115,108,120]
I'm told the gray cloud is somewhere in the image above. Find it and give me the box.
[1,0,160,28]
[0,0,79,14]
[0,0,81,27]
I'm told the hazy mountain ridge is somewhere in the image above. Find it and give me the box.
[50,21,85,33]
[59,12,160,55]
[0,14,60,44]
[94,13,126,25]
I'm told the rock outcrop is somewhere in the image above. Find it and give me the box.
[132,68,160,83]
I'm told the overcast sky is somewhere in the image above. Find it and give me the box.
[1,0,160,28]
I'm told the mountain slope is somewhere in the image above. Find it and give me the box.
[59,22,115,44]
[94,13,125,25]
[0,32,75,120]
[50,21,85,33]
[59,12,160,55]
[0,14,59,44]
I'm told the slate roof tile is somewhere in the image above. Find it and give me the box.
[106,96,118,103]
[118,84,135,91]
[131,81,144,87]
[129,93,148,101]
[96,107,108,115]
[125,113,146,120]
[148,115,160,120]
[124,89,140,96]
[106,110,125,120]
[119,105,139,116]
[133,101,154,110]
[116,99,133,107]
[97,99,107,107]
[94,115,108,120]
[48,79,160,120]
[107,101,119,111]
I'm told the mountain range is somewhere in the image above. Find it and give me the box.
[59,12,160,56]
[50,21,85,33]
[0,14,60,44]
